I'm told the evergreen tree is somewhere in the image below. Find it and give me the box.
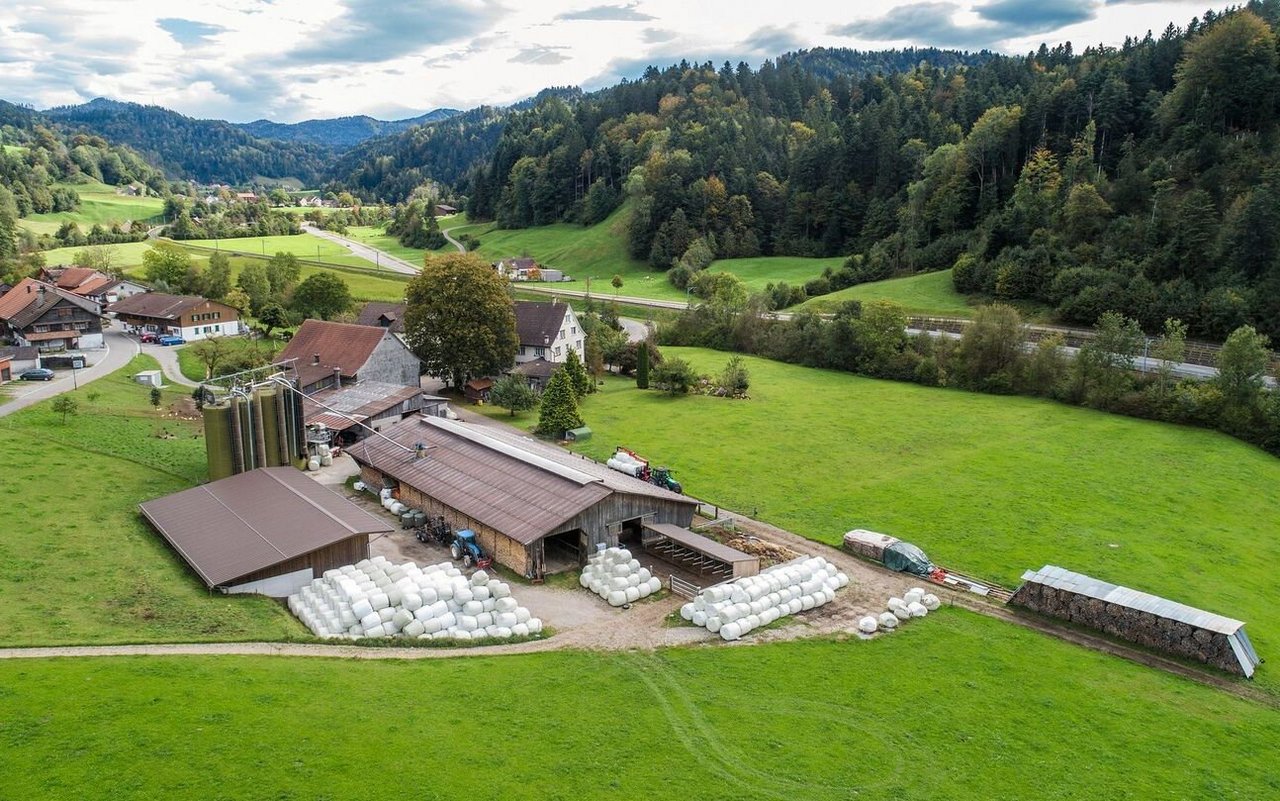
[562,347,592,397]
[636,340,650,389]
[536,369,583,437]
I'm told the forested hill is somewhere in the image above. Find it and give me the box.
[777,47,995,80]
[43,98,330,184]
[236,108,459,149]
[466,2,1280,342]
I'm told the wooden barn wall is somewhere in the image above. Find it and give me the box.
[229,534,369,586]
[394,482,531,577]
[549,493,697,553]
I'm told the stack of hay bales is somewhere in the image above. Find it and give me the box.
[579,547,663,606]
[679,556,849,641]
[287,556,543,641]
[877,586,940,632]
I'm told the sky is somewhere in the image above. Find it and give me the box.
[0,0,1210,123]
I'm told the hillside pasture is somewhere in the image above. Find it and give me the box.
[21,180,164,237]
[505,348,1280,693]
[709,255,845,295]
[798,269,974,316]
[1,612,1278,799]
[0,355,298,645]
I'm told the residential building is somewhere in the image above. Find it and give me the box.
[514,299,584,365]
[39,266,148,310]
[355,301,406,336]
[107,293,243,342]
[0,278,104,351]
[0,345,39,375]
[276,319,421,394]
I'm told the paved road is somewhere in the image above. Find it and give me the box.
[0,330,139,418]
[618,317,650,343]
[140,341,201,388]
[300,224,420,274]
[441,221,466,253]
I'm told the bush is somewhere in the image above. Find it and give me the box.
[651,357,698,395]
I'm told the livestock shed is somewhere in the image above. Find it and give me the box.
[139,467,391,597]
[1012,565,1261,678]
[302,381,427,444]
[350,416,698,579]
[641,522,759,579]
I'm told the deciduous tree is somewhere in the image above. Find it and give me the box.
[489,373,536,417]
[291,272,352,320]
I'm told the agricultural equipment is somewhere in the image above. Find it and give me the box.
[450,529,492,569]
[414,514,453,547]
[606,447,684,494]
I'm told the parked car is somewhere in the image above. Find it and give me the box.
[158,335,186,346]
[19,368,55,381]
[139,332,158,343]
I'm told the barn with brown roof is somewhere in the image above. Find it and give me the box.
[276,319,421,393]
[0,278,104,351]
[139,466,392,596]
[349,416,697,579]
[355,301,406,335]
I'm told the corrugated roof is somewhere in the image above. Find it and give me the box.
[139,466,392,587]
[1019,565,1246,635]
[643,522,758,565]
[108,292,229,320]
[514,300,568,348]
[349,416,693,545]
[277,319,391,379]
[303,381,422,428]
[355,301,407,334]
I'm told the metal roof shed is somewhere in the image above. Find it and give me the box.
[139,467,392,597]
[642,522,760,579]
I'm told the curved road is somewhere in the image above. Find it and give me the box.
[0,330,139,418]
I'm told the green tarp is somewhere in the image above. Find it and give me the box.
[883,542,934,575]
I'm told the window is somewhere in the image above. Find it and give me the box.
[213,312,220,320]
[535,346,545,358]
[558,330,565,340]
[553,347,561,359]
[571,326,576,335]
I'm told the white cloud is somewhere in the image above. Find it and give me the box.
[0,0,1209,122]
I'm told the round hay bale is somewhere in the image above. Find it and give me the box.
[858,616,879,634]
[922,593,941,611]
[893,605,911,621]
[878,612,899,630]
[907,602,928,618]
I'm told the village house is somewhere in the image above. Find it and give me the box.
[514,299,584,365]
[276,319,421,394]
[38,266,148,310]
[0,278,104,351]
[107,292,243,342]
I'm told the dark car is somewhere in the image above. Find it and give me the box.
[158,335,186,346]
[19,368,55,381]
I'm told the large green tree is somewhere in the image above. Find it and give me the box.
[291,272,352,320]
[489,373,536,417]
[142,242,192,289]
[403,253,518,387]
[204,251,232,300]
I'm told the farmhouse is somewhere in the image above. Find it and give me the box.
[508,357,559,392]
[0,278,104,351]
[350,416,698,579]
[1012,565,1262,678]
[355,301,406,335]
[139,466,392,597]
[107,292,242,341]
[276,319,421,394]
[39,266,148,309]
[514,299,583,365]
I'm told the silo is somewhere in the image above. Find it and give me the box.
[203,401,235,481]
[257,387,283,467]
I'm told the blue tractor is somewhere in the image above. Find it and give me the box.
[450,529,492,569]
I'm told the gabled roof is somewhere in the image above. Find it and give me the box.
[0,278,102,328]
[107,292,232,320]
[0,345,38,361]
[303,381,422,429]
[514,300,568,348]
[355,301,407,334]
[510,358,559,379]
[139,466,392,587]
[349,416,694,546]
[277,319,391,379]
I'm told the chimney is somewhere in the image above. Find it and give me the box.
[414,442,427,460]
[333,367,342,385]
[312,353,321,365]
[36,286,46,307]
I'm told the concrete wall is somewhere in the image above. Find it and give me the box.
[359,334,421,388]
[1011,582,1248,676]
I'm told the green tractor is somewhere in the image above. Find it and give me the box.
[649,466,682,494]
[450,529,493,569]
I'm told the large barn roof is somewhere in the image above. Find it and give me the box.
[139,467,392,587]
[349,416,694,545]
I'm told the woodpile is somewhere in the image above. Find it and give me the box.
[1011,582,1244,675]
[721,534,798,567]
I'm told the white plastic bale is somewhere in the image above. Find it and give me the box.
[360,611,382,630]
[904,588,924,606]
[858,616,879,634]
[514,607,531,624]
[437,612,457,629]
[422,617,444,634]
[625,586,641,603]
[908,602,928,618]
[721,622,742,641]
[637,568,652,583]
[887,597,905,612]
[527,618,543,634]
[377,607,396,623]
[476,612,494,628]
[647,577,662,594]
[365,623,387,637]
[386,587,404,607]
[402,593,422,612]
[454,587,474,604]
[462,600,484,617]
[692,610,708,627]
[472,586,491,602]
[412,606,433,622]
[457,615,478,631]
[922,593,941,611]
[452,629,472,641]
[496,612,518,628]
[637,583,652,599]
[495,597,518,613]
[878,612,899,630]
[579,573,592,589]
[800,595,815,611]
[369,592,390,611]
[608,590,627,607]
[893,605,911,621]
[471,570,490,586]
[392,609,413,628]
[512,623,530,637]
[492,583,511,599]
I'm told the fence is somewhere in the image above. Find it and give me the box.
[669,574,701,600]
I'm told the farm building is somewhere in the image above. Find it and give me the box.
[107,292,242,342]
[303,381,446,444]
[276,319,421,394]
[0,278,104,351]
[350,416,698,579]
[355,301,406,336]
[139,466,391,596]
[1012,565,1261,678]
[514,299,583,365]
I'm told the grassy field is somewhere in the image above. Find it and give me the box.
[2,611,1278,799]
[176,339,284,382]
[709,255,845,294]
[40,239,156,269]
[0,355,299,645]
[496,348,1280,693]
[798,269,974,316]
[20,181,164,237]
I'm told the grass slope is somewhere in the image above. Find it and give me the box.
[39,240,155,269]
[799,269,974,316]
[709,255,845,294]
[2,612,1277,799]
[20,181,164,237]
[0,356,298,645]
[509,349,1280,692]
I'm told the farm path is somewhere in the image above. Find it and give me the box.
[140,340,200,387]
[0,330,138,418]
